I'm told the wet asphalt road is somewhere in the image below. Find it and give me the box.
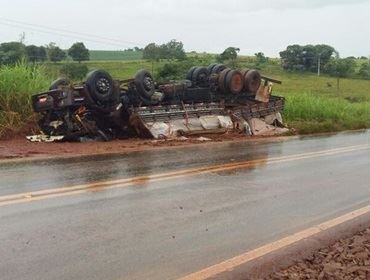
[0,130,369,280]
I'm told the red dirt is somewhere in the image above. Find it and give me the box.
[0,132,260,160]
[265,228,370,280]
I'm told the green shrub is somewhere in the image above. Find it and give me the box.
[60,63,89,81]
[157,57,214,81]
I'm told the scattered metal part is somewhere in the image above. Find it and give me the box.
[26,135,64,142]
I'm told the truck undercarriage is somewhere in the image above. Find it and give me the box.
[30,64,287,141]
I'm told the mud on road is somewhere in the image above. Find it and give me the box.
[266,228,370,280]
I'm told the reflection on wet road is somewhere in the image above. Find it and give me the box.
[0,130,369,195]
[0,130,369,280]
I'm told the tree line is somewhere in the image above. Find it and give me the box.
[1,38,369,81]
[279,44,370,82]
[142,39,186,60]
[0,41,90,64]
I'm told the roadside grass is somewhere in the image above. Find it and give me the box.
[258,69,370,133]
[280,92,370,134]
[0,63,51,138]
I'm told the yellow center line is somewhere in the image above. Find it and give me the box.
[0,144,369,207]
[177,203,370,280]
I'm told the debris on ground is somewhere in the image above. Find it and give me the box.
[196,136,212,141]
[26,135,64,142]
[265,228,370,280]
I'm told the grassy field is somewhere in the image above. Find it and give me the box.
[259,65,370,133]
[89,50,143,61]
[1,58,369,138]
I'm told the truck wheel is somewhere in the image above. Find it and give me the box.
[134,69,155,100]
[240,69,249,91]
[218,68,231,93]
[186,66,197,81]
[86,70,115,103]
[212,64,226,74]
[49,78,70,90]
[244,69,261,93]
[191,67,209,87]
[207,63,218,73]
[225,70,243,94]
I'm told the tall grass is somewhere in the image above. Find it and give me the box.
[0,62,50,137]
[281,92,370,133]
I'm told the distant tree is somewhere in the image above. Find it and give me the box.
[358,62,370,79]
[315,44,337,66]
[326,58,356,90]
[279,44,304,71]
[0,41,26,65]
[280,44,336,72]
[38,46,47,62]
[25,45,47,63]
[162,39,186,60]
[68,42,89,63]
[133,46,143,52]
[255,52,268,64]
[359,56,368,60]
[47,43,66,63]
[218,47,240,62]
[143,43,161,61]
[143,40,186,61]
[25,45,39,62]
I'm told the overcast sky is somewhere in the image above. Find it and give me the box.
[1,0,369,57]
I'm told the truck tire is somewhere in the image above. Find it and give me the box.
[86,70,115,103]
[186,66,197,81]
[225,70,243,94]
[244,69,261,93]
[211,64,226,74]
[240,68,249,91]
[191,67,209,87]
[49,78,70,90]
[134,69,155,100]
[218,68,231,93]
[207,63,218,73]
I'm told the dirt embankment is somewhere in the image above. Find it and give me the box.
[266,228,370,280]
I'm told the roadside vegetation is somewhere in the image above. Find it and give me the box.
[0,39,369,138]
[0,62,50,138]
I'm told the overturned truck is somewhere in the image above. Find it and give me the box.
[31,64,287,141]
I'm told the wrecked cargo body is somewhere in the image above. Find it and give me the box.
[30,64,287,141]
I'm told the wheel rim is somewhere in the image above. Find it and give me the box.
[96,77,111,94]
[143,75,154,91]
[197,72,208,83]
[230,73,243,93]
